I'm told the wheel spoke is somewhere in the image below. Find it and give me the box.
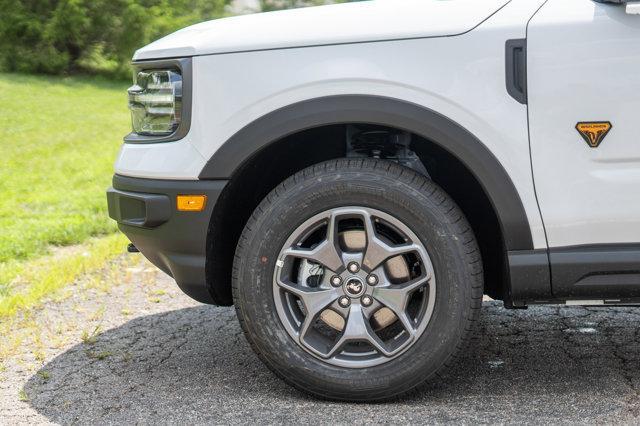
[326,304,391,358]
[278,278,341,356]
[361,212,421,272]
[282,213,344,272]
[277,279,339,319]
[372,276,430,336]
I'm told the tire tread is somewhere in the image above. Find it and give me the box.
[232,159,483,402]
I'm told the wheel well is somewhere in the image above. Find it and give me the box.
[206,124,506,306]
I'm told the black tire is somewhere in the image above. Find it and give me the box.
[232,159,483,401]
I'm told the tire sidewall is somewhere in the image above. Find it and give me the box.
[234,162,477,399]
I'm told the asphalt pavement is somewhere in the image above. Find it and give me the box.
[2,256,640,424]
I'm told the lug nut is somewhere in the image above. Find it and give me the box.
[338,296,351,308]
[330,275,342,287]
[366,274,378,286]
[347,262,360,273]
[361,295,373,307]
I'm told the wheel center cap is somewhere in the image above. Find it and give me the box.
[344,277,365,297]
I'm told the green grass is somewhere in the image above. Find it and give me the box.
[0,73,129,264]
[0,233,128,317]
[0,73,130,310]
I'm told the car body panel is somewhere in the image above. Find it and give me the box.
[528,0,640,247]
[133,0,510,60]
[116,0,549,249]
[114,137,207,180]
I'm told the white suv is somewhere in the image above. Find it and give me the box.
[107,0,640,401]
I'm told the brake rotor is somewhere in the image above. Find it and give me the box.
[319,309,346,331]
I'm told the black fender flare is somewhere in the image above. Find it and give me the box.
[198,95,534,251]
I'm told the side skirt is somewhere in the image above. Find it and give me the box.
[550,244,640,299]
[507,244,640,307]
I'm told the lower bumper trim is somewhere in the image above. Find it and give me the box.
[107,174,228,305]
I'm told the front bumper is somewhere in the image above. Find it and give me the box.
[107,175,227,304]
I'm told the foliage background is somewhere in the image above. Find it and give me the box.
[0,0,352,317]
[0,0,340,80]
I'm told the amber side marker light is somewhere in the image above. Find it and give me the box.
[177,195,207,212]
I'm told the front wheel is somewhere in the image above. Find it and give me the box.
[233,159,483,401]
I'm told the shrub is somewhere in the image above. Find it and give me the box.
[0,0,230,79]
[0,0,345,79]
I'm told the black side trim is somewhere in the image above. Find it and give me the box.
[550,244,640,298]
[124,57,193,144]
[506,245,640,303]
[198,95,534,251]
[108,175,228,305]
[505,39,527,104]
[507,249,551,300]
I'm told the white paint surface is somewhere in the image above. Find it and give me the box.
[528,0,640,247]
[133,0,510,60]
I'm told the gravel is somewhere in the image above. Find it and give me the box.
[2,255,640,425]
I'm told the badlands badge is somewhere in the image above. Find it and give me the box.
[576,122,612,148]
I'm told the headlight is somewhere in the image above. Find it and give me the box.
[128,69,182,136]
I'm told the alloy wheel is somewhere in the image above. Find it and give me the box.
[273,207,436,368]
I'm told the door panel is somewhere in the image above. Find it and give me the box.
[528,0,640,248]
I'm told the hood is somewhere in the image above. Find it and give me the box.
[133,0,509,61]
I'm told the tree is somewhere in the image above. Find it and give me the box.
[0,0,347,78]
[0,0,230,78]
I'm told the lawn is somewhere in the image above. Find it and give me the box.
[0,73,131,313]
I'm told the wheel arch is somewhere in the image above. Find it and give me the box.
[200,95,535,305]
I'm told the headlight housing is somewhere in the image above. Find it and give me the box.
[125,59,191,143]
[128,69,182,136]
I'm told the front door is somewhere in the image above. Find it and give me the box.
[528,0,640,249]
